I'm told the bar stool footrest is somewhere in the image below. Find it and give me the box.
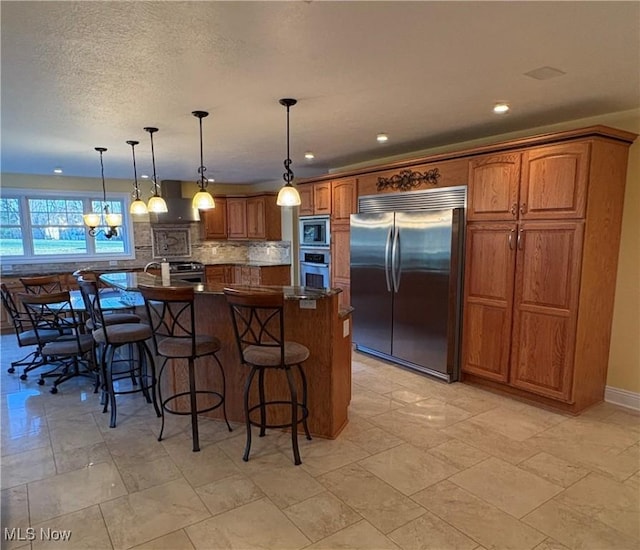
[247,401,309,430]
[162,390,225,417]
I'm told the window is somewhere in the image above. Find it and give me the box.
[0,190,133,263]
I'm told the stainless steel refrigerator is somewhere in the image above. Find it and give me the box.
[350,208,464,382]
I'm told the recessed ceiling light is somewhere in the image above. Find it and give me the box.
[304,151,315,160]
[141,174,149,179]
[493,103,510,114]
[207,178,215,183]
[53,168,63,174]
[524,66,566,80]
[376,133,388,143]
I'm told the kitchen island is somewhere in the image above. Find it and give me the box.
[100,272,353,439]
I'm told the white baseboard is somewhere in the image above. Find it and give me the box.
[604,386,640,412]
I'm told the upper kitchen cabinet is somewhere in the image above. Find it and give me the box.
[225,195,281,241]
[298,184,314,216]
[200,197,227,240]
[226,198,248,239]
[298,182,331,216]
[520,142,589,220]
[467,142,590,222]
[331,177,358,225]
[467,153,521,221]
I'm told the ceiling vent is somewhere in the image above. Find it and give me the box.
[524,66,566,80]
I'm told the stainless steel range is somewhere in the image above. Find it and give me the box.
[169,261,205,283]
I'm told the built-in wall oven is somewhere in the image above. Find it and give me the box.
[299,216,330,247]
[299,248,330,289]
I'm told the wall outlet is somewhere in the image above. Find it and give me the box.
[211,247,218,255]
[109,260,118,266]
[343,319,350,338]
[299,299,317,310]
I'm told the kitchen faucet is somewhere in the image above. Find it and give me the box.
[143,261,162,273]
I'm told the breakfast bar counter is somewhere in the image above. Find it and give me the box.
[100,272,352,439]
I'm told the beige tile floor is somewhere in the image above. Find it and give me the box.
[1,333,639,550]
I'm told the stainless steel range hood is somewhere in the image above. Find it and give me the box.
[148,180,201,224]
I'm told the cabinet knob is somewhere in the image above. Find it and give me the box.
[520,203,527,214]
[511,203,518,216]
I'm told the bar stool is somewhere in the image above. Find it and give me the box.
[139,284,231,452]
[79,280,160,428]
[224,288,312,465]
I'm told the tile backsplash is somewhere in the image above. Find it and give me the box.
[1,221,291,276]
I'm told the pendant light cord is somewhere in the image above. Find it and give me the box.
[279,98,296,185]
[127,141,140,200]
[150,131,158,196]
[95,146,110,215]
[195,112,208,190]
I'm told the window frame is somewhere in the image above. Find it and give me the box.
[0,188,135,264]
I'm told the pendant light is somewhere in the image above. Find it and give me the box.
[144,127,168,213]
[191,110,215,210]
[276,98,301,207]
[83,147,121,238]
[127,140,148,215]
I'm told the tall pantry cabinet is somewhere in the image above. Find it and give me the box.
[461,135,634,412]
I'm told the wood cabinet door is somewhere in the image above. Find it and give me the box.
[467,153,521,221]
[331,224,351,307]
[205,265,225,284]
[461,222,517,382]
[246,197,266,239]
[298,184,314,216]
[233,266,243,284]
[227,198,247,239]
[259,265,291,286]
[509,221,584,401]
[520,142,589,220]
[314,182,331,215]
[201,197,227,240]
[331,178,358,225]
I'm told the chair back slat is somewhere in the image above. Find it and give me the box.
[20,275,63,294]
[18,291,82,350]
[1,283,28,333]
[138,284,196,357]
[78,278,108,331]
[224,289,285,366]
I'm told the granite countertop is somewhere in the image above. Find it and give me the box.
[205,262,291,267]
[100,272,339,300]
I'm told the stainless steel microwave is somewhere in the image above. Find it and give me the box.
[299,215,330,247]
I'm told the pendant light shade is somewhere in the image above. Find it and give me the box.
[127,140,148,215]
[144,127,168,213]
[192,110,215,210]
[83,147,121,238]
[276,98,301,207]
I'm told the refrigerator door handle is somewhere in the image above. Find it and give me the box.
[391,225,401,292]
[384,226,393,292]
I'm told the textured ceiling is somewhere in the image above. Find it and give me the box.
[1,1,639,185]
